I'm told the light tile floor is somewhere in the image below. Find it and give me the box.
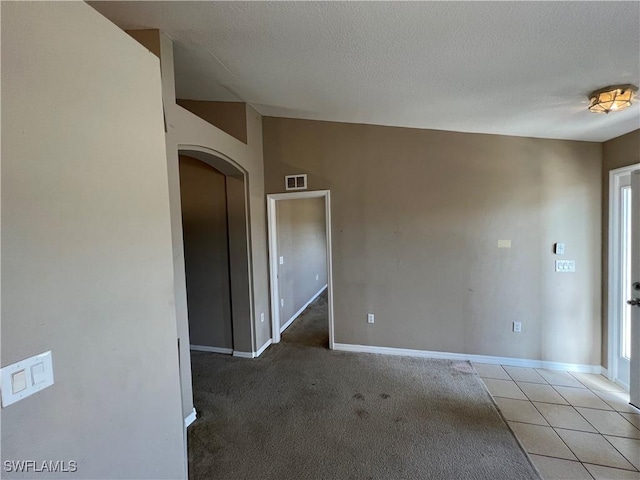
[474,363,640,480]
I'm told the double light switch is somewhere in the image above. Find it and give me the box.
[1,351,54,407]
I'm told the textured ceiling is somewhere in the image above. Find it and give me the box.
[90,1,640,142]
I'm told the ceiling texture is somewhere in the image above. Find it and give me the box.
[90,1,640,142]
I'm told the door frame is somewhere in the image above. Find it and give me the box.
[607,163,640,388]
[267,190,335,348]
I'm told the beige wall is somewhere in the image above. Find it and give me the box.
[264,117,603,366]
[179,156,233,349]
[99,27,270,419]
[1,2,185,478]
[177,100,248,144]
[601,129,640,367]
[152,33,271,417]
[276,198,327,326]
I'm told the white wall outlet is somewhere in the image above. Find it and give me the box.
[1,351,54,407]
[555,260,576,272]
[367,313,375,324]
[513,321,522,333]
[497,239,511,248]
[280,298,284,308]
[279,256,284,265]
[316,274,319,281]
[260,312,265,323]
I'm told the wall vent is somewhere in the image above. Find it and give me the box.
[285,174,307,191]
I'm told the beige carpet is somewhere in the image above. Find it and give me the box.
[188,293,541,480]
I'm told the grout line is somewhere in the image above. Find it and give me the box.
[528,454,597,480]
[565,370,590,389]
[546,384,619,412]
[502,367,550,386]
[477,378,545,478]
[486,368,640,478]
[523,402,590,466]
[497,366,640,479]
[551,426,639,472]
[527,400,584,433]
[581,462,640,474]
[507,420,582,465]
[599,435,640,472]
[568,404,606,435]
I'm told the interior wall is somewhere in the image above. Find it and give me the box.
[111,28,270,419]
[177,100,248,144]
[601,129,640,367]
[179,155,233,349]
[1,2,185,478]
[264,117,603,366]
[148,33,270,416]
[276,198,327,326]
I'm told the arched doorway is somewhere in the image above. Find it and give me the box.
[178,148,254,356]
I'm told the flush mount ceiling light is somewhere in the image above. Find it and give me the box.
[588,84,638,114]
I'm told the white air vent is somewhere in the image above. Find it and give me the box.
[285,174,307,191]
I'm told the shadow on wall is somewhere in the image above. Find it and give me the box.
[178,151,253,355]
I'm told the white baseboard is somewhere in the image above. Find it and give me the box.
[255,338,273,357]
[190,345,233,355]
[232,351,253,359]
[232,338,273,359]
[333,343,603,374]
[184,408,197,428]
[280,284,328,334]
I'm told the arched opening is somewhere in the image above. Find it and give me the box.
[177,148,254,358]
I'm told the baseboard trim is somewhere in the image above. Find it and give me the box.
[232,351,253,359]
[190,345,233,355]
[255,338,273,357]
[184,408,197,428]
[280,284,328,334]
[333,343,603,374]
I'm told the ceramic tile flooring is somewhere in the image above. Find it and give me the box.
[474,363,640,480]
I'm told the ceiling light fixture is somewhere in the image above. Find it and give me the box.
[588,84,637,114]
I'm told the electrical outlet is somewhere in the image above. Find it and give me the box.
[513,321,522,333]
[280,298,284,308]
[260,312,264,323]
[367,313,375,324]
[316,274,319,281]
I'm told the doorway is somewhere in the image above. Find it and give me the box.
[177,149,254,357]
[267,191,335,348]
[179,155,233,354]
[608,164,640,390]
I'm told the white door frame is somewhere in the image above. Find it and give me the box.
[267,190,335,348]
[607,163,640,388]
[630,171,640,407]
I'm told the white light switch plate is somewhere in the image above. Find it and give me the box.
[1,351,54,407]
[498,239,511,248]
[555,260,576,272]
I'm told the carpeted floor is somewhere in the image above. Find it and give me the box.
[188,293,542,480]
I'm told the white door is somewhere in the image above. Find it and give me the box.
[611,168,635,387]
[630,170,640,407]
[618,173,633,386]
